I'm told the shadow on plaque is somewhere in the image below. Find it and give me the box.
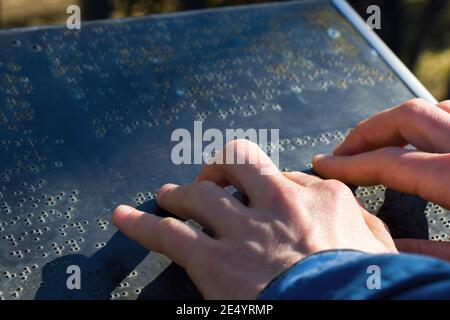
[34,200,202,300]
[377,188,429,239]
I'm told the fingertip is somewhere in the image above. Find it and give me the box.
[333,141,355,156]
[312,153,331,165]
[112,204,135,226]
[156,183,178,203]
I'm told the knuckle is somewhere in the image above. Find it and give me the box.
[188,181,217,204]
[230,209,252,228]
[193,180,217,195]
[372,147,403,171]
[315,180,359,215]
[320,179,352,196]
[371,147,405,182]
[156,217,180,232]
[399,98,431,116]
[246,218,271,236]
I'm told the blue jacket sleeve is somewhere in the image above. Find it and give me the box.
[258,250,450,299]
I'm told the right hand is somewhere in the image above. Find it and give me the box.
[313,98,450,261]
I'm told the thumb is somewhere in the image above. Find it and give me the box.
[394,239,450,262]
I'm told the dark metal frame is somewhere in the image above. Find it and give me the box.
[333,0,437,103]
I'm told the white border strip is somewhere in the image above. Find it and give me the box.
[332,0,437,103]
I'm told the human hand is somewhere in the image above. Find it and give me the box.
[313,98,450,261]
[112,139,396,299]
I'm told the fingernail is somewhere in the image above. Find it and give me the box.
[156,183,177,200]
[313,154,331,162]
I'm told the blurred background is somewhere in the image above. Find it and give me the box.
[0,0,448,100]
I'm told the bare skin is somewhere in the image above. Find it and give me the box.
[313,98,450,262]
[112,98,450,299]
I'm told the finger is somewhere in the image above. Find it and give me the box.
[333,98,450,155]
[197,139,292,206]
[112,205,213,268]
[282,171,321,186]
[284,170,396,251]
[157,181,248,237]
[362,211,397,252]
[437,100,450,113]
[394,239,450,262]
[313,147,450,209]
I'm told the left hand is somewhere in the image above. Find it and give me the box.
[112,139,396,299]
